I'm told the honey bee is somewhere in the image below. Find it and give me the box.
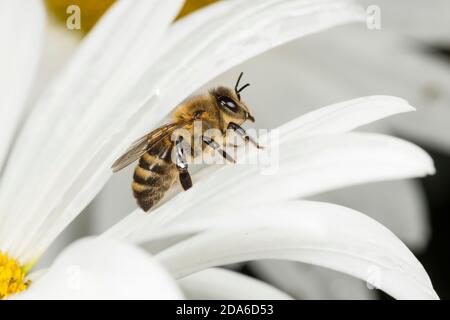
[111,73,262,212]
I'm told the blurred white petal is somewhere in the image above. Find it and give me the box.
[0,0,46,170]
[179,268,292,300]
[14,237,183,300]
[248,260,376,300]
[359,0,450,45]
[152,201,438,300]
[296,25,450,154]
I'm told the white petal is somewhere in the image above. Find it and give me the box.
[152,201,438,300]
[105,131,434,240]
[179,268,292,300]
[311,180,430,250]
[34,213,92,270]
[89,164,138,234]
[271,95,414,141]
[0,0,364,263]
[14,237,183,300]
[27,20,82,106]
[248,261,376,300]
[0,0,46,170]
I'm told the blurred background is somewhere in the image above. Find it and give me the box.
[35,0,450,299]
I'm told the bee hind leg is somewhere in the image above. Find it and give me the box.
[175,136,193,191]
[178,170,192,191]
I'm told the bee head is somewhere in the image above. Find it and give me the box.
[210,72,255,129]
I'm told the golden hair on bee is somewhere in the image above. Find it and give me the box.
[111,72,261,212]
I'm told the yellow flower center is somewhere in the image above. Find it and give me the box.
[45,0,220,33]
[0,252,30,299]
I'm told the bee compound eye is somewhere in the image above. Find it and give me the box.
[218,96,238,112]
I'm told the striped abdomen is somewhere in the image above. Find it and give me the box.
[132,140,177,211]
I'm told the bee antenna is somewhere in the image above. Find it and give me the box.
[235,72,250,100]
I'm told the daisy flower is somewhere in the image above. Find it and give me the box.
[0,0,439,299]
[92,0,449,299]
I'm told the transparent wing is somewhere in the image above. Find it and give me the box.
[111,121,187,172]
[111,135,150,173]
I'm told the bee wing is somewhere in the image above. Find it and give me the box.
[111,135,150,172]
[111,121,188,172]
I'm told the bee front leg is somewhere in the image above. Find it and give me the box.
[202,136,236,164]
[227,122,264,149]
[175,136,193,191]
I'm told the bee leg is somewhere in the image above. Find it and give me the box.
[228,122,264,149]
[175,136,193,191]
[202,136,236,164]
[226,142,240,148]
